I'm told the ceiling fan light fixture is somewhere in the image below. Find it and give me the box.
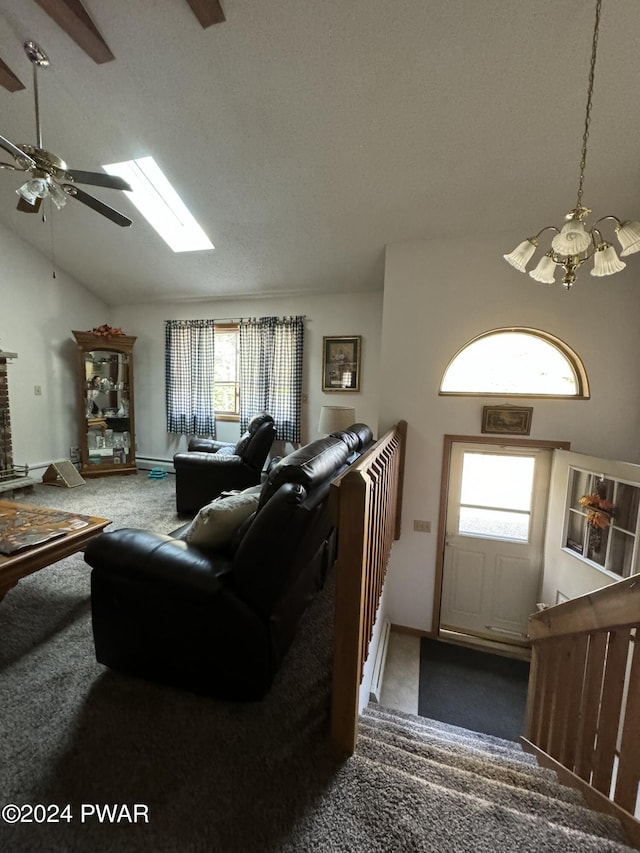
[0,40,131,227]
[48,179,67,209]
[16,176,48,205]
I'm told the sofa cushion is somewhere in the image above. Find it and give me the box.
[184,490,260,549]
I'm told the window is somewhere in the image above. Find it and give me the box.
[458,451,536,542]
[212,325,239,419]
[440,328,589,397]
[165,316,304,440]
[565,467,640,578]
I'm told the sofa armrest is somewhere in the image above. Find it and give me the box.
[85,528,233,602]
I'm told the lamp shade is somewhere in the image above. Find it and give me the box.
[591,244,626,277]
[503,239,537,272]
[616,220,640,256]
[529,253,557,284]
[318,405,356,434]
[551,219,591,255]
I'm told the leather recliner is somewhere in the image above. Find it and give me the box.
[173,412,276,514]
[85,424,374,701]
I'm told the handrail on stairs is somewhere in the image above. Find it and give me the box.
[329,419,407,756]
[523,574,640,849]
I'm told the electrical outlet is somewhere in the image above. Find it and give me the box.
[34,385,42,396]
[413,520,431,533]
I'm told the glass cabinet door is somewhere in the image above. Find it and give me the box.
[73,331,137,477]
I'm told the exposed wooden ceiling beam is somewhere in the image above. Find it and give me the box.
[185,0,226,28]
[33,0,115,63]
[0,58,25,92]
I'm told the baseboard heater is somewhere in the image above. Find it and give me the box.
[369,619,391,704]
[135,458,175,473]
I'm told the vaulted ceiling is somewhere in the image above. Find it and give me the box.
[0,0,639,305]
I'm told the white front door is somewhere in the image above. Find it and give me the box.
[440,442,552,646]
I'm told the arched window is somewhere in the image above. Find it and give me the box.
[440,328,589,397]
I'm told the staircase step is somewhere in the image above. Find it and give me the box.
[365,703,535,759]
[336,752,638,853]
[363,705,546,771]
[357,733,629,843]
[358,718,584,807]
[360,712,563,783]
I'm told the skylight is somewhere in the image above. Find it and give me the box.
[102,156,214,253]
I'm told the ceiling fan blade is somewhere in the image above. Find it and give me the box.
[0,134,36,168]
[63,185,132,227]
[17,196,42,213]
[66,169,132,192]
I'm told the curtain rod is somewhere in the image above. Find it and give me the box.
[166,315,308,324]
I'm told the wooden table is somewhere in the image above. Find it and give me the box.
[0,500,110,601]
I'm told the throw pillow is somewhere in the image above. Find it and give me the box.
[184,490,260,550]
[215,445,238,457]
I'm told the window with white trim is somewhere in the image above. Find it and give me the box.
[565,468,640,578]
[440,328,589,397]
[213,324,239,420]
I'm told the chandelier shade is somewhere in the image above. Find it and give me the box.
[503,0,640,290]
[616,220,640,256]
[503,238,538,273]
[528,252,557,284]
[591,244,626,277]
[550,219,592,256]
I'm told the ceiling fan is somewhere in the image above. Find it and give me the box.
[0,40,132,227]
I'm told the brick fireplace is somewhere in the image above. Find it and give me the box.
[0,350,36,496]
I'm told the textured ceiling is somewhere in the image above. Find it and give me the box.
[0,0,639,305]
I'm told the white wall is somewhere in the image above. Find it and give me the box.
[0,223,109,472]
[111,291,382,462]
[379,233,640,634]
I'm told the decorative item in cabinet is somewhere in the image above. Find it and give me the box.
[72,330,137,478]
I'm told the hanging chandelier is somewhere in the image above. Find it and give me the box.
[503,0,640,290]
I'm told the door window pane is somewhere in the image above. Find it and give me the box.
[460,453,535,510]
[458,452,535,542]
[459,507,530,541]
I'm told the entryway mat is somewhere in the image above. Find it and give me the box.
[418,638,530,741]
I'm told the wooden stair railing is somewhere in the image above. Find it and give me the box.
[523,574,640,848]
[330,420,407,756]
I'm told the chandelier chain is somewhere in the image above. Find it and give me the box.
[577,0,602,211]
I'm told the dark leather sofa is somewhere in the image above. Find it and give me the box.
[86,423,373,701]
[173,412,277,514]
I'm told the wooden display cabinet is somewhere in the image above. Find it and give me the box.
[72,331,137,478]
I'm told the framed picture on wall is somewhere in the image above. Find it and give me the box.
[322,336,361,391]
[481,405,533,435]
